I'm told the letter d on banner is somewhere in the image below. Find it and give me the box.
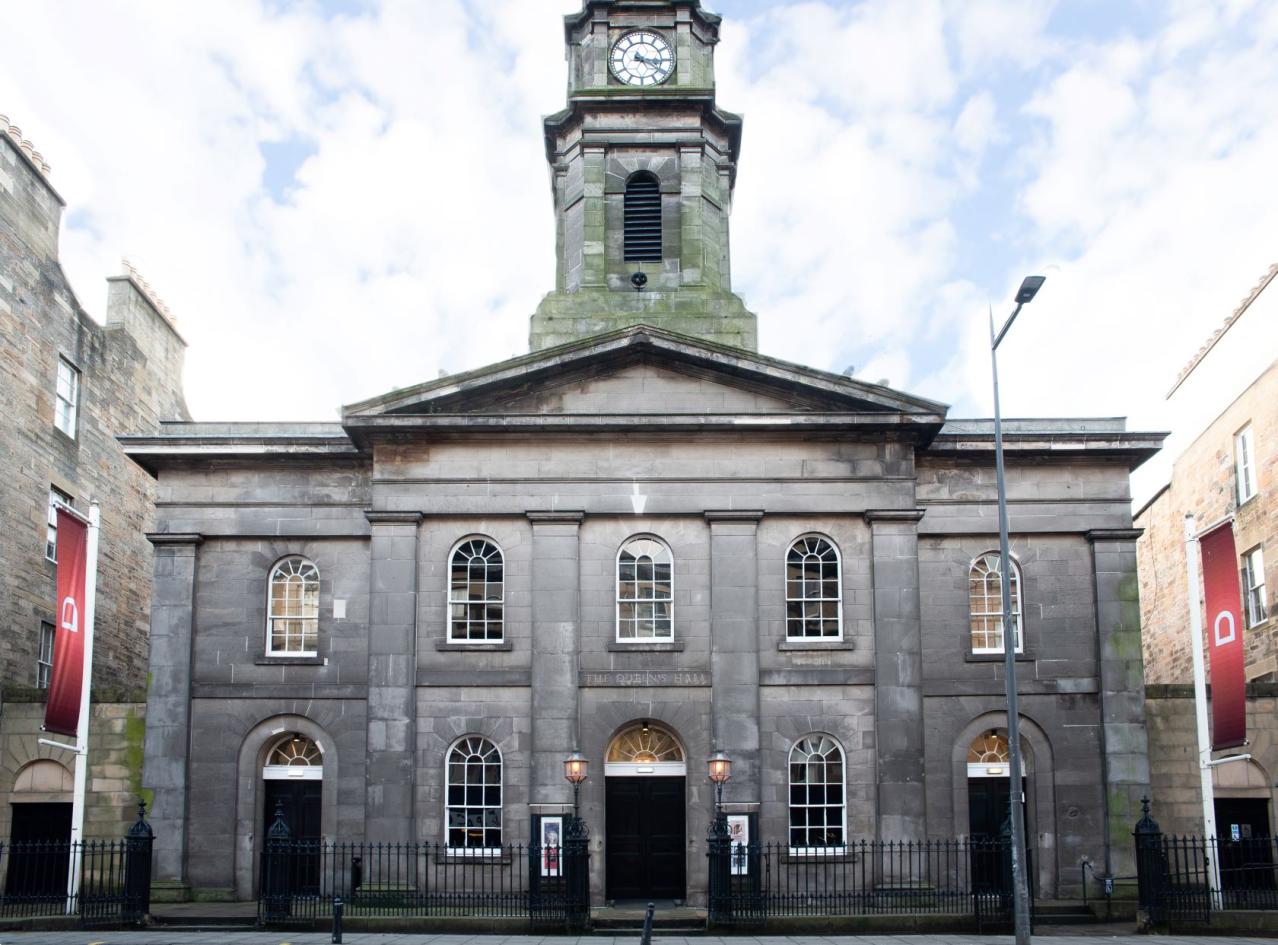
[1201,522,1246,750]
[45,508,88,737]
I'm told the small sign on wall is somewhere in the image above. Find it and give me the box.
[727,814,749,875]
[540,815,563,877]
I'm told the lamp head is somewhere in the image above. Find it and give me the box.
[1015,275,1046,304]
[707,750,732,784]
[563,750,589,785]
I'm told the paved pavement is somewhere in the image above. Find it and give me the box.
[0,935,1275,945]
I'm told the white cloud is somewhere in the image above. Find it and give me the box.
[0,0,1275,506]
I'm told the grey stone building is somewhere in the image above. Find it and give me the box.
[0,116,189,845]
[123,0,1163,905]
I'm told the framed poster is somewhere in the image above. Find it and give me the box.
[541,815,563,876]
[727,814,749,875]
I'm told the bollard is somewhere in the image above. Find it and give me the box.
[640,900,655,945]
[332,895,343,944]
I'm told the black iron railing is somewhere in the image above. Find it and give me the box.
[257,839,588,929]
[1134,798,1278,926]
[0,806,153,928]
[707,837,1028,929]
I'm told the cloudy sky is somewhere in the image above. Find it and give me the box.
[2,0,1277,502]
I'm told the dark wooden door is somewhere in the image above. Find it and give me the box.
[605,777,686,901]
[264,779,322,840]
[968,778,1030,893]
[6,802,72,896]
[263,779,322,894]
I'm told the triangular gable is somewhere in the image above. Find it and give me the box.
[343,325,947,420]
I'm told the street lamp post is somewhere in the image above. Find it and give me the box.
[991,275,1044,945]
[563,750,589,820]
[561,751,590,930]
[706,751,733,925]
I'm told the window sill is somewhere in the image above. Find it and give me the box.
[435,640,513,652]
[436,850,512,865]
[783,849,858,864]
[965,652,1033,663]
[778,640,854,652]
[607,641,685,652]
[255,656,326,666]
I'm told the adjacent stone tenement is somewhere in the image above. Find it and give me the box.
[1137,315,1277,684]
[0,121,189,839]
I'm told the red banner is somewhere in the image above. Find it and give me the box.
[1202,522,1246,750]
[45,508,87,737]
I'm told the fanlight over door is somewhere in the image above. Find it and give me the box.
[605,722,686,776]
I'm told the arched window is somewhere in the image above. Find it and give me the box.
[624,172,662,262]
[616,536,673,641]
[449,538,504,642]
[789,734,846,850]
[969,553,1023,654]
[267,557,319,656]
[446,736,502,849]
[786,536,842,639]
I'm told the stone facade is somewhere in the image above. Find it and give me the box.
[1137,345,1278,684]
[0,118,188,838]
[122,0,1163,907]
[1146,687,1278,836]
[124,334,1162,903]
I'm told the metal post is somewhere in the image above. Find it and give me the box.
[1183,514,1223,905]
[707,781,731,925]
[124,800,154,925]
[640,900,655,945]
[564,807,590,931]
[991,306,1032,945]
[63,503,100,915]
[331,895,343,943]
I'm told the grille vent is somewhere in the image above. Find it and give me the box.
[624,174,662,262]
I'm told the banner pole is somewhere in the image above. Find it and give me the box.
[65,502,99,914]
[1184,513,1221,904]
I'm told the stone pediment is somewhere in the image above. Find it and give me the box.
[342,326,948,425]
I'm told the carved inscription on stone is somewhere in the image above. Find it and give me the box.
[578,671,711,688]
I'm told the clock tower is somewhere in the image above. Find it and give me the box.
[529,0,758,352]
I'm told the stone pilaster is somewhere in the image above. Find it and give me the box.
[707,511,763,802]
[364,511,422,844]
[527,512,584,801]
[1088,528,1151,879]
[865,510,927,842]
[142,532,202,897]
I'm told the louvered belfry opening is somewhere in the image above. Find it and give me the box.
[623,172,662,262]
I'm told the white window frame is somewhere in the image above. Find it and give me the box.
[1236,424,1258,504]
[1244,546,1268,628]
[265,556,320,657]
[54,356,79,438]
[444,735,503,851]
[787,733,847,854]
[46,487,72,562]
[37,621,55,689]
[785,534,843,640]
[615,535,674,642]
[447,537,505,643]
[969,552,1024,655]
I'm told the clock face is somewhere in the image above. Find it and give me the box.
[609,31,675,87]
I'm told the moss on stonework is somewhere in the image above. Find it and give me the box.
[124,712,152,810]
[530,287,758,352]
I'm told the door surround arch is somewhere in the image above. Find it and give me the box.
[234,715,338,899]
[951,712,1057,896]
